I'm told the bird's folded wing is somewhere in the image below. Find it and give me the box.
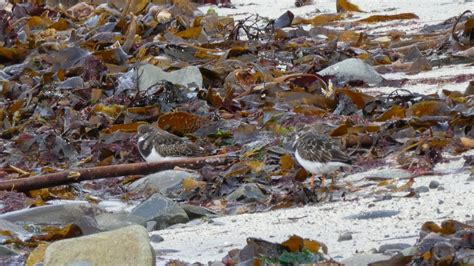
[329,149,351,163]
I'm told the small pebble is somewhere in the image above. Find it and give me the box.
[437,186,445,191]
[383,194,392,200]
[429,180,440,189]
[438,199,444,205]
[150,234,164,243]
[378,243,411,254]
[415,186,429,193]
[338,232,353,242]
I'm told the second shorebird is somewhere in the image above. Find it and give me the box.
[137,124,202,162]
[294,131,352,188]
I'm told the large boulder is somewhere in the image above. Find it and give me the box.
[44,225,154,266]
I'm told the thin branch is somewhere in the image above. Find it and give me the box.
[451,10,472,45]
[0,154,234,192]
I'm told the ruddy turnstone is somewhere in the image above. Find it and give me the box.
[137,124,202,162]
[294,131,352,188]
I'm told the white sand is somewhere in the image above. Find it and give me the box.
[152,153,473,263]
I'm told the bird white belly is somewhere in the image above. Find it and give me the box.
[295,150,350,175]
[145,147,184,162]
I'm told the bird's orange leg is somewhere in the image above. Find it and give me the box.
[310,175,315,189]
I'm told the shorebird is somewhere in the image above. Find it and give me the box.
[136,124,202,162]
[294,131,352,188]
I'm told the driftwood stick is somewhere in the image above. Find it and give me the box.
[0,154,233,192]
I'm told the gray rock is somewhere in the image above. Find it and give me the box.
[43,225,154,266]
[137,64,203,89]
[74,215,101,235]
[403,46,423,62]
[429,180,440,189]
[318,58,384,85]
[378,243,411,254]
[226,183,266,202]
[129,170,200,196]
[338,232,353,242]
[467,175,474,182]
[0,203,99,234]
[150,234,164,243]
[415,186,430,193]
[0,219,32,242]
[0,245,19,256]
[180,204,217,220]
[418,233,450,253]
[57,76,84,90]
[341,254,390,266]
[0,202,94,224]
[345,210,400,220]
[95,213,146,231]
[130,194,189,230]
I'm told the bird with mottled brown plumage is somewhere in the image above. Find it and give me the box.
[137,124,203,162]
[294,131,352,188]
